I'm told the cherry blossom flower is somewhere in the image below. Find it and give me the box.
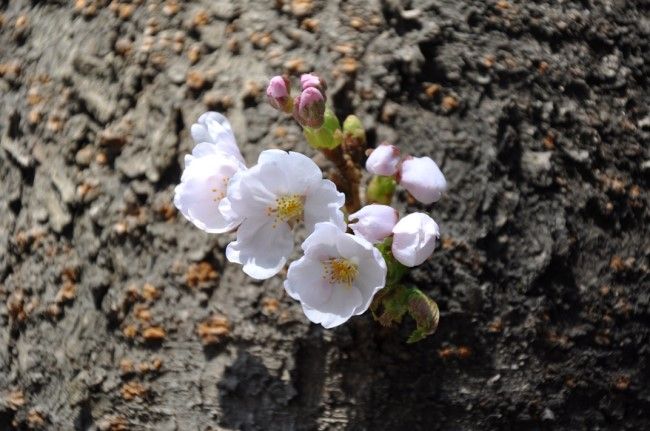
[365,143,401,176]
[348,204,398,244]
[398,156,447,204]
[222,150,345,279]
[190,111,244,163]
[174,143,246,233]
[284,222,387,328]
[391,213,440,267]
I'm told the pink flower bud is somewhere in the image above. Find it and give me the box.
[366,144,401,176]
[391,213,440,267]
[398,156,447,204]
[348,204,399,244]
[266,75,291,112]
[293,87,326,128]
[300,73,326,93]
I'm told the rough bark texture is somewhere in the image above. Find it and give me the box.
[1,0,649,430]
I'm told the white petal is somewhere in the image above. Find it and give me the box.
[336,230,374,260]
[182,154,195,179]
[352,246,387,315]
[391,212,440,267]
[302,242,339,261]
[284,257,333,306]
[217,197,240,224]
[173,152,244,233]
[190,142,220,159]
[301,222,343,252]
[256,158,292,195]
[191,112,243,162]
[399,156,447,204]
[186,143,246,174]
[257,148,288,164]
[198,111,233,133]
[204,118,237,147]
[258,150,322,195]
[225,217,293,279]
[174,181,239,233]
[190,123,212,145]
[303,180,346,233]
[225,166,277,220]
[301,284,363,328]
[333,232,387,315]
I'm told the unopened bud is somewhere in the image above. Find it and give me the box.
[343,114,366,148]
[391,213,439,267]
[293,87,326,128]
[266,75,292,113]
[300,73,327,94]
[398,156,447,204]
[366,144,400,176]
[348,204,398,244]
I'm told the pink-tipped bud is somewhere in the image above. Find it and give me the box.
[300,73,327,93]
[398,156,447,204]
[348,204,399,244]
[293,87,326,128]
[391,213,440,267]
[266,75,292,113]
[366,144,401,176]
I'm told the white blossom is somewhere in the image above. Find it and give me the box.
[174,143,246,233]
[391,213,440,267]
[348,204,398,244]
[190,111,244,163]
[223,150,345,279]
[398,156,447,204]
[284,222,387,328]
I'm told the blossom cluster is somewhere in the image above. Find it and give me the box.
[174,74,446,339]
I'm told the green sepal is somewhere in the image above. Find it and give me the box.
[375,238,407,286]
[303,107,342,150]
[366,175,396,205]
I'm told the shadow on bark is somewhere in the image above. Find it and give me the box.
[218,331,326,431]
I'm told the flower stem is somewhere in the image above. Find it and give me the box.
[321,145,362,213]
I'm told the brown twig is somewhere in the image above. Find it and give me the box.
[321,144,362,213]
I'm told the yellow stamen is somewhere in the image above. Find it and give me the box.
[323,258,358,287]
[274,194,305,222]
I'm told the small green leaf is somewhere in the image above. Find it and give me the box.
[371,244,440,343]
[371,284,410,327]
[371,283,440,343]
[405,288,440,343]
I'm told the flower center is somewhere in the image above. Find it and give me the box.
[275,194,305,222]
[210,176,229,202]
[323,258,359,287]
